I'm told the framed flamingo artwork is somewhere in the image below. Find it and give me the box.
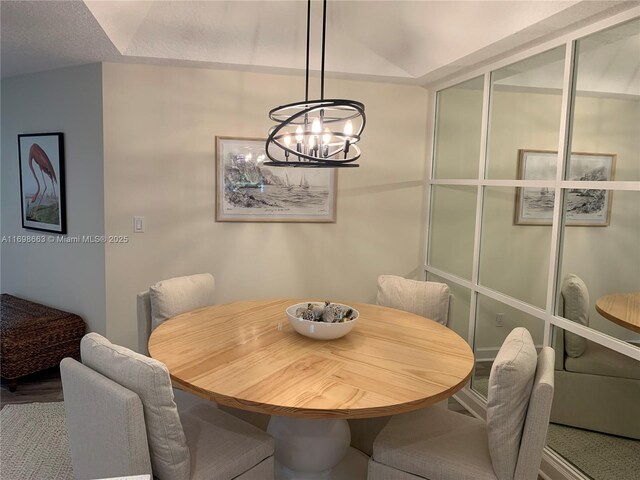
[18,132,67,233]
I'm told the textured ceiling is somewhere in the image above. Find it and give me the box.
[1,0,636,85]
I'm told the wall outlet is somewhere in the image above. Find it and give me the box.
[495,313,504,327]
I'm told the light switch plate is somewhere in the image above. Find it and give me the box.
[134,216,145,233]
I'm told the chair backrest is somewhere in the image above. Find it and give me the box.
[81,333,191,480]
[137,290,153,355]
[485,328,537,480]
[60,357,152,480]
[485,327,555,480]
[561,274,589,358]
[376,275,450,325]
[137,273,215,355]
[514,346,555,480]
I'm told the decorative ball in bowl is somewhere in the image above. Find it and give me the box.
[286,302,359,340]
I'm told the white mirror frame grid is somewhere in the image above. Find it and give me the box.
[423,7,640,480]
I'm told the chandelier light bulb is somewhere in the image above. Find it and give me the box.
[322,129,331,144]
[295,126,304,143]
[312,118,321,134]
[344,120,353,137]
[308,136,315,148]
[284,135,292,147]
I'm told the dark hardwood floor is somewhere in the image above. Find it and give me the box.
[0,367,64,408]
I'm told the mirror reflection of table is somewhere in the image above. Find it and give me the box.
[149,299,474,480]
[596,292,640,334]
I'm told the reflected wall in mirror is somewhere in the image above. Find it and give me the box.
[479,187,550,309]
[428,185,476,280]
[549,326,639,479]
[433,76,483,179]
[426,272,471,342]
[485,47,565,180]
[570,18,640,182]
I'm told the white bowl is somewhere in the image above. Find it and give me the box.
[286,302,359,340]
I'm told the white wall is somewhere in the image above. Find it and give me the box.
[102,63,429,349]
[1,64,107,334]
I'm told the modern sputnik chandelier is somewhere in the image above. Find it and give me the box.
[265,0,366,168]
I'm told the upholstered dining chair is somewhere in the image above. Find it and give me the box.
[349,275,452,456]
[368,327,555,480]
[376,275,451,326]
[137,273,215,355]
[137,273,270,430]
[61,333,274,480]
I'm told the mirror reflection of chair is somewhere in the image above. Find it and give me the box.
[61,333,274,480]
[368,327,555,480]
[551,274,640,439]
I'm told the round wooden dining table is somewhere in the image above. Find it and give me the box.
[149,299,474,480]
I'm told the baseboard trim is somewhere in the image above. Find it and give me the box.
[453,387,590,480]
[540,447,590,480]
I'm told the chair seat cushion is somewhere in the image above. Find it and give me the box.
[372,406,497,480]
[179,404,274,480]
[565,340,640,380]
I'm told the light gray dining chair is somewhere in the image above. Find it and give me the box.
[376,275,451,326]
[349,275,452,456]
[368,327,555,480]
[137,273,270,430]
[137,273,216,356]
[61,333,275,480]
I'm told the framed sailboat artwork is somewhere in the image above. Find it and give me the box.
[215,136,337,222]
[514,149,615,227]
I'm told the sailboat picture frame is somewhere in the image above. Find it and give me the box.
[215,136,337,222]
[514,149,615,227]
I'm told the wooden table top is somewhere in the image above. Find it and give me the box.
[595,292,640,334]
[149,299,474,419]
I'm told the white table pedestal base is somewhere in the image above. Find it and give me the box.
[268,417,367,480]
[275,447,368,480]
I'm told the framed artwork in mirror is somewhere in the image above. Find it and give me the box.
[215,136,337,222]
[18,132,67,234]
[515,149,615,227]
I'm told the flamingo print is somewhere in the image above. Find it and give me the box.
[27,143,58,206]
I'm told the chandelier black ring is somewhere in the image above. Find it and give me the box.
[265,99,366,167]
